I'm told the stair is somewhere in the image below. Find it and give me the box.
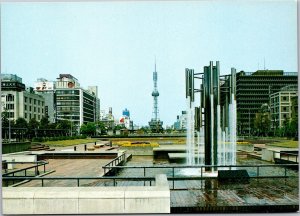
[28,143,55,151]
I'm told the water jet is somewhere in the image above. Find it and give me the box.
[185,61,237,171]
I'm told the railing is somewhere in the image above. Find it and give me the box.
[103,153,126,175]
[2,176,155,187]
[3,164,298,189]
[2,161,49,177]
[2,161,49,186]
[107,164,298,189]
[273,151,298,163]
[240,72,297,76]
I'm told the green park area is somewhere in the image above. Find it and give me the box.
[42,138,99,147]
[267,140,299,148]
[39,137,299,148]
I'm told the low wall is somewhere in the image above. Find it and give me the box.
[2,142,31,154]
[237,144,254,152]
[262,149,275,162]
[2,174,170,214]
[2,153,37,163]
[2,153,37,169]
[120,146,154,156]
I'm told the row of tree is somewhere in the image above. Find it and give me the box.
[253,104,298,138]
[2,115,72,131]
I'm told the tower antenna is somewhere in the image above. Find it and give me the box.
[148,58,163,132]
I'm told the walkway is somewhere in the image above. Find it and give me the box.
[170,177,299,212]
[18,158,111,187]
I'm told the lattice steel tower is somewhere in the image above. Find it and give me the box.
[149,61,163,132]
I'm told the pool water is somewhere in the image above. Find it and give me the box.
[117,155,298,178]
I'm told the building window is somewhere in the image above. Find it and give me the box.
[34,99,36,104]
[38,101,40,105]
[29,106,32,111]
[283,107,289,112]
[25,113,27,118]
[6,104,14,110]
[24,105,27,110]
[7,94,14,101]
[25,97,27,103]
[30,114,32,119]
[38,108,40,112]
[30,98,32,103]
[34,114,36,119]
[34,107,36,112]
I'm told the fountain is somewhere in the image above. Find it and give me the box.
[185,61,237,170]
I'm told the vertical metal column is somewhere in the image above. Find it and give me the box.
[203,65,211,170]
[203,61,220,170]
[213,61,220,167]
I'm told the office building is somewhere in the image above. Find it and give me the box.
[1,74,45,122]
[270,85,298,128]
[34,74,100,131]
[55,74,100,128]
[34,78,56,123]
[173,111,187,131]
[221,70,297,135]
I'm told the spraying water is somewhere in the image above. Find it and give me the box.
[186,97,237,167]
[185,63,237,169]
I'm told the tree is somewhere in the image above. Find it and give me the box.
[254,112,271,136]
[80,122,96,136]
[28,118,39,130]
[138,126,150,134]
[56,120,71,130]
[1,109,9,128]
[14,118,28,129]
[28,118,40,138]
[254,104,271,136]
[40,116,50,129]
[289,117,298,139]
[114,125,125,130]
[96,121,106,135]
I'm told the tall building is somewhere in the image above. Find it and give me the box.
[99,107,114,129]
[1,74,45,122]
[34,74,100,131]
[122,108,130,118]
[34,78,56,123]
[55,74,100,128]
[148,62,163,132]
[119,108,131,129]
[270,85,298,128]
[173,111,187,131]
[221,70,298,135]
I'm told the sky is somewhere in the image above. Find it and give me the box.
[1,0,298,127]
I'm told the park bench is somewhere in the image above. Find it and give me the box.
[87,146,95,151]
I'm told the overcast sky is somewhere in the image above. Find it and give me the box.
[1,0,298,127]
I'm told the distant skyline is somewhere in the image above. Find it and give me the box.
[1,1,298,126]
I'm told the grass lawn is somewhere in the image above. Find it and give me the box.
[110,137,186,144]
[267,140,299,148]
[42,138,98,147]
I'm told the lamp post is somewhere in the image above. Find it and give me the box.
[70,114,73,137]
[8,115,11,143]
[248,109,251,137]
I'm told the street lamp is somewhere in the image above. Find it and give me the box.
[8,114,11,143]
[70,114,73,137]
[248,108,251,137]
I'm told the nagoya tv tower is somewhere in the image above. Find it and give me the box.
[149,59,163,133]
